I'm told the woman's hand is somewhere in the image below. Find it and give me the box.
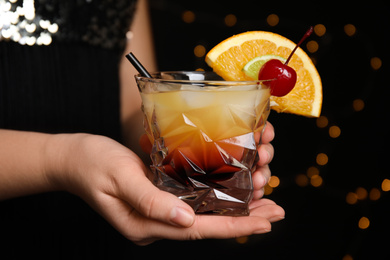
[252,122,275,200]
[47,131,283,245]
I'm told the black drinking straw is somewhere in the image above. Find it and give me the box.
[125,52,152,78]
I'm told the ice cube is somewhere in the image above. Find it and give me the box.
[180,90,215,108]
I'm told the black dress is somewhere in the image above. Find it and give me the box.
[0,0,140,258]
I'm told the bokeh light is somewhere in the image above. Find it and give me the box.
[358,217,370,229]
[266,14,279,26]
[344,24,356,36]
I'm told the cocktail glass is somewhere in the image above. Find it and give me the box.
[135,71,271,216]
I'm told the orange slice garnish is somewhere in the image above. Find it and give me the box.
[205,31,322,117]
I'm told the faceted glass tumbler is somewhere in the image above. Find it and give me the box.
[136,71,271,216]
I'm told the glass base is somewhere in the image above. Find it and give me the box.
[152,166,253,216]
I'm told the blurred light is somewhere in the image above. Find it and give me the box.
[26,36,36,46]
[268,176,280,188]
[224,14,237,27]
[369,188,381,201]
[235,236,248,244]
[182,10,195,23]
[316,153,328,166]
[310,175,323,187]
[195,68,205,71]
[48,23,58,33]
[370,57,382,70]
[352,99,365,112]
[39,20,50,29]
[342,254,353,260]
[344,24,356,36]
[358,216,370,229]
[346,192,358,205]
[266,14,279,26]
[316,116,328,128]
[264,185,273,195]
[306,40,319,53]
[356,187,367,200]
[381,179,390,192]
[25,23,36,33]
[24,0,35,20]
[126,31,133,40]
[296,174,309,187]
[329,125,341,138]
[314,24,326,37]
[194,44,206,57]
[307,166,319,178]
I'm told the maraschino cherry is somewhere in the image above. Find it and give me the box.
[258,26,314,97]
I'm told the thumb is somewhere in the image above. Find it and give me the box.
[118,169,195,227]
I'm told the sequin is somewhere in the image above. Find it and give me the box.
[0,0,136,49]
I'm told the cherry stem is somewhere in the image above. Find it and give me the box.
[285,26,314,65]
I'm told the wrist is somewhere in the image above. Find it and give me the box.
[43,133,87,193]
[0,130,73,199]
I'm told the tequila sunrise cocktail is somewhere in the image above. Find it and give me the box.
[136,71,271,216]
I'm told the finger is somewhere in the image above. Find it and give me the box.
[252,164,271,190]
[146,201,285,241]
[102,197,284,244]
[252,188,264,200]
[148,214,272,241]
[261,121,275,144]
[249,199,285,222]
[257,143,274,166]
[91,193,161,245]
[249,197,276,208]
[113,164,195,228]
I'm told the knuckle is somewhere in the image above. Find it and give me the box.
[137,193,158,218]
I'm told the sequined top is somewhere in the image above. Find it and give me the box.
[0,0,138,138]
[0,0,136,50]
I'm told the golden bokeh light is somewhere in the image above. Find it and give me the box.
[182,10,195,23]
[306,40,319,53]
[310,175,323,187]
[316,153,328,166]
[356,187,367,200]
[194,44,206,57]
[296,174,309,187]
[307,166,319,178]
[381,179,390,192]
[369,188,381,201]
[314,24,326,37]
[352,99,365,112]
[344,24,356,36]
[316,116,328,128]
[370,57,382,70]
[235,236,248,244]
[343,254,353,260]
[264,185,273,195]
[268,176,280,188]
[266,14,279,26]
[358,216,370,229]
[329,125,341,138]
[346,192,358,205]
[224,14,237,27]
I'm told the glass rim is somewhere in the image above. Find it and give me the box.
[134,71,273,86]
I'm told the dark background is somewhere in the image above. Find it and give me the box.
[134,0,389,259]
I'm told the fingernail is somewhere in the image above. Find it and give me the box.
[254,228,271,234]
[170,207,195,227]
[269,216,285,222]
